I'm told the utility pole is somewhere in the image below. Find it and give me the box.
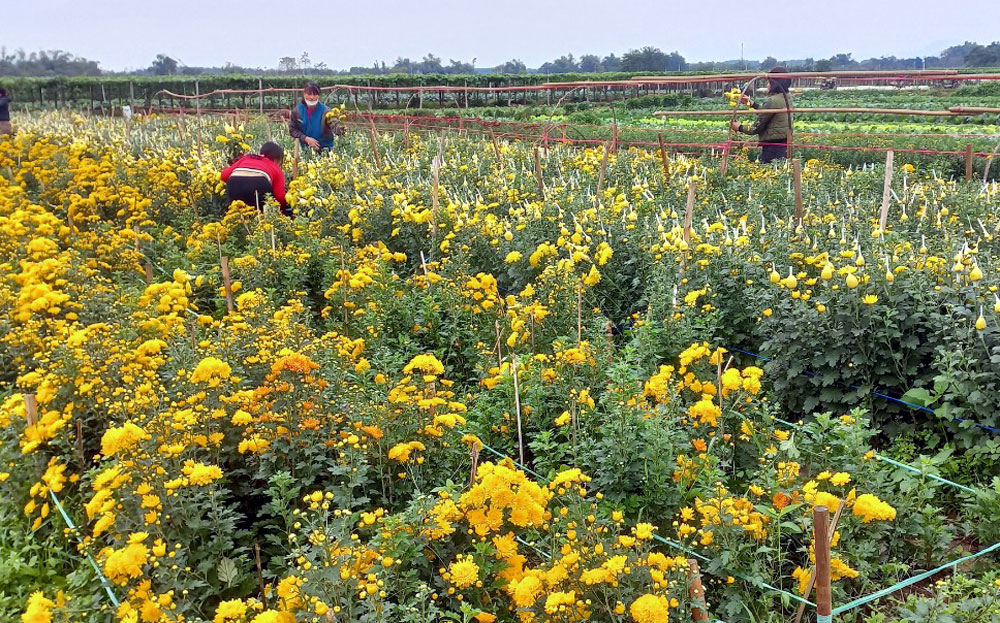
[741,43,745,70]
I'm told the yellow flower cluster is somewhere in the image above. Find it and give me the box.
[852,493,897,523]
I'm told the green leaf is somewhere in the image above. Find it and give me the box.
[217,557,239,587]
[901,387,935,407]
[780,521,802,534]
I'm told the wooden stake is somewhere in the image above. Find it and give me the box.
[254,543,268,609]
[984,142,998,183]
[220,256,234,314]
[879,150,894,231]
[144,262,153,285]
[367,118,382,170]
[293,139,300,179]
[24,393,37,427]
[494,320,503,370]
[686,559,710,622]
[794,500,845,623]
[610,103,619,153]
[489,128,501,159]
[683,179,696,244]
[431,150,441,254]
[594,142,610,208]
[965,143,974,181]
[793,158,803,225]
[657,133,671,182]
[813,506,833,623]
[511,356,524,466]
[576,284,583,346]
[533,147,545,200]
[75,418,85,468]
[469,443,480,486]
[194,81,203,162]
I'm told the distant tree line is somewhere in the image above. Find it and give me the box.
[1,41,999,78]
[0,47,100,76]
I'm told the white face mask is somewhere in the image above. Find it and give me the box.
[305,99,319,107]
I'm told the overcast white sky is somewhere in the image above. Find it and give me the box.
[2,0,996,71]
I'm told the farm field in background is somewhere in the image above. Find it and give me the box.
[1,108,1000,623]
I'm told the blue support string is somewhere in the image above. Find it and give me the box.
[48,490,120,608]
[831,540,1000,615]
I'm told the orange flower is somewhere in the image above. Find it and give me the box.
[773,492,791,510]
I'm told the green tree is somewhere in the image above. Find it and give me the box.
[539,54,578,74]
[578,54,601,72]
[494,59,527,74]
[965,42,1000,67]
[621,47,686,72]
[150,54,178,75]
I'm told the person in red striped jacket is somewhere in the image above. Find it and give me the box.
[220,142,290,216]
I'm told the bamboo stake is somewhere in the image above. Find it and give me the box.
[965,143,974,181]
[879,150,894,231]
[610,103,619,153]
[533,147,545,200]
[254,543,268,609]
[576,284,583,346]
[983,138,1000,183]
[194,81,203,162]
[494,321,503,371]
[593,142,610,209]
[657,134,671,182]
[793,159,803,225]
[368,118,382,170]
[293,139,300,179]
[431,146,441,256]
[469,443,480,486]
[220,256,234,314]
[686,560,710,622]
[511,356,524,466]
[75,419,85,468]
[813,506,833,623]
[24,393,37,427]
[683,179,696,244]
[489,128,501,159]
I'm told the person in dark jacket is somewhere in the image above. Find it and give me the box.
[0,88,13,136]
[220,142,290,215]
[730,67,794,163]
[287,81,345,152]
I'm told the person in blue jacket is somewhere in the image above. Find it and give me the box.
[0,87,13,136]
[287,81,345,152]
